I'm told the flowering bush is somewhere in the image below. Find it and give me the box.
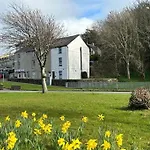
[0,111,129,150]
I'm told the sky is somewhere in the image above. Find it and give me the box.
[0,0,138,54]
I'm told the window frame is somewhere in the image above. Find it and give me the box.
[59,70,62,79]
[59,57,62,66]
[58,47,62,54]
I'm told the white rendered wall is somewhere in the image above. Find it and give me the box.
[68,36,90,79]
[51,47,68,79]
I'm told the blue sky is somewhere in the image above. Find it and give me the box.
[0,0,138,34]
[0,0,139,54]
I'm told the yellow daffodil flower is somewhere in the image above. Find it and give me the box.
[101,140,111,150]
[21,111,28,118]
[86,139,97,150]
[60,116,65,121]
[98,114,104,121]
[15,120,22,128]
[82,116,88,123]
[105,131,111,138]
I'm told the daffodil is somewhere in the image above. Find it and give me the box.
[15,120,21,128]
[21,111,28,118]
[38,118,45,128]
[42,123,52,134]
[6,131,18,150]
[60,115,65,121]
[42,114,48,119]
[82,116,88,123]
[98,114,104,121]
[116,134,123,147]
[34,129,42,135]
[105,131,111,138]
[101,140,111,150]
[32,112,36,117]
[86,139,97,150]
[58,138,65,147]
[62,121,71,133]
[5,116,10,121]
[63,142,73,150]
[72,138,82,149]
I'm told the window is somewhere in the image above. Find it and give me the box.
[32,60,36,69]
[24,72,26,78]
[59,71,62,79]
[58,47,62,54]
[59,57,62,66]
[27,71,30,78]
[18,53,20,59]
[12,62,15,67]
[18,73,21,78]
[18,61,20,69]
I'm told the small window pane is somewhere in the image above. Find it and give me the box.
[59,57,62,66]
[58,47,62,54]
[59,71,62,79]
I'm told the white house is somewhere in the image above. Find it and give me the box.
[51,34,90,79]
[13,34,90,80]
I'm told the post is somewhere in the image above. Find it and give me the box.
[3,73,4,82]
[49,72,52,86]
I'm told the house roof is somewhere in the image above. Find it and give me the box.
[52,34,79,48]
[87,44,99,51]
[87,43,101,55]
[15,34,80,53]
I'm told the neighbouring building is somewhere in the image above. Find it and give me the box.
[0,53,15,78]
[12,34,90,80]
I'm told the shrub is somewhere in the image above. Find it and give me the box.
[129,88,150,109]
[81,72,87,79]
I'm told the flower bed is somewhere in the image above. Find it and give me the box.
[0,111,129,150]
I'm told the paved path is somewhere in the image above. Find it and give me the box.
[0,89,131,94]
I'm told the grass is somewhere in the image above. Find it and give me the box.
[0,92,150,149]
[0,80,71,91]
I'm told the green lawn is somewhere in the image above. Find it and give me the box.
[0,81,70,91]
[0,92,149,149]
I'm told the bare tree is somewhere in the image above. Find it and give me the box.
[95,11,140,80]
[0,4,64,93]
[130,0,150,79]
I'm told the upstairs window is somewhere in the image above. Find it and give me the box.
[18,53,20,59]
[59,57,62,66]
[58,47,62,54]
[18,61,20,69]
[32,60,36,69]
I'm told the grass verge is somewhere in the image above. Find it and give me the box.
[0,93,149,149]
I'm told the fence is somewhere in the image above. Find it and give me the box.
[66,81,150,91]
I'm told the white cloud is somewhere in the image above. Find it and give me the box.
[62,18,93,35]
[0,0,144,54]
[0,0,139,35]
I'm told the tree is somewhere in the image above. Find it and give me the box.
[82,29,100,47]
[95,11,140,79]
[0,4,64,93]
[130,0,150,79]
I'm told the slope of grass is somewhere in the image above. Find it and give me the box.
[0,81,70,91]
[0,93,149,149]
